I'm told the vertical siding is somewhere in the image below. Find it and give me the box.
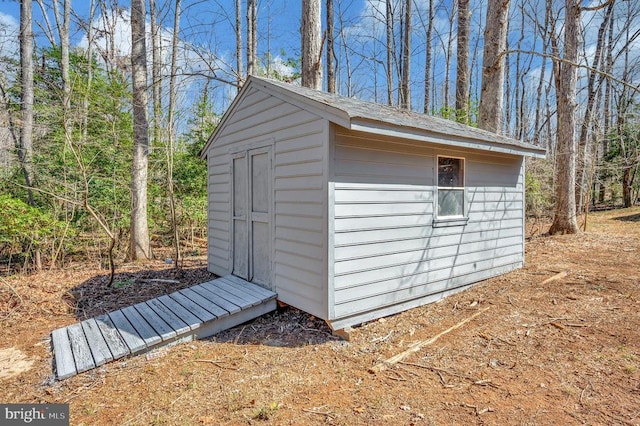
[330,131,524,324]
[207,87,327,318]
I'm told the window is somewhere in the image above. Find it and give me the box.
[437,156,465,217]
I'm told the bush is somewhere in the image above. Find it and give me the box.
[0,194,74,269]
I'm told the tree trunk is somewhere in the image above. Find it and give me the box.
[326,0,336,94]
[386,0,394,106]
[19,0,35,206]
[247,0,257,76]
[167,0,181,268]
[455,0,470,123]
[478,0,510,133]
[236,0,243,88]
[301,0,322,90]
[130,0,152,259]
[549,0,580,235]
[443,3,455,114]
[576,2,614,212]
[149,0,162,144]
[423,0,434,114]
[399,0,411,110]
[599,9,615,204]
[622,166,632,208]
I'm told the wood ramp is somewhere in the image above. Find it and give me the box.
[51,275,277,380]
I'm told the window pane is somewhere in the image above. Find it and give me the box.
[438,157,463,187]
[438,189,464,216]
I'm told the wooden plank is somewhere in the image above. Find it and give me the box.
[168,290,217,322]
[210,279,262,305]
[133,302,177,341]
[51,328,77,380]
[80,318,113,366]
[94,314,130,359]
[181,287,230,319]
[223,275,276,299]
[66,323,95,373]
[155,295,201,330]
[200,280,255,308]
[146,298,191,334]
[108,310,147,353]
[120,306,162,347]
[187,285,235,317]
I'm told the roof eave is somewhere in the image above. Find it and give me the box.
[350,118,547,158]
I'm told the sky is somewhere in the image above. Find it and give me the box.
[1,0,639,139]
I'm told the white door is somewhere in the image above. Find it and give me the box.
[231,147,272,289]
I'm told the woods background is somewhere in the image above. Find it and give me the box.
[0,0,638,274]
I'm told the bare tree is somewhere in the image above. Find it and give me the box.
[130,0,152,259]
[422,0,435,113]
[478,0,510,133]
[386,0,394,105]
[455,0,470,123]
[19,0,35,206]
[236,0,243,87]
[549,0,615,234]
[166,0,182,268]
[149,0,163,144]
[399,0,411,110]
[576,1,614,212]
[247,0,257,76]
[302,0,322,89]
[435,0,456,114]
[326,0,336,93]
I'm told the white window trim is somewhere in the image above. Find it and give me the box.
[434,155,469,227]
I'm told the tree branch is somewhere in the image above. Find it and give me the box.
[503,48,640,94]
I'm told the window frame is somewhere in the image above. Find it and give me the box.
[434,155,469,227]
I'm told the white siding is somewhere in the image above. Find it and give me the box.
[330,130,524,323]
[207,87,327,318]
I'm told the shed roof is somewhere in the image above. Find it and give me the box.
[203,76,546,158]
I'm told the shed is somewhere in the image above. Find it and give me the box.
[201,76,546,330]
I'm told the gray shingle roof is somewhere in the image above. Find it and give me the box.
[251,76,546,158]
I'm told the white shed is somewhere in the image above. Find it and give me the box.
[201,76,546,330]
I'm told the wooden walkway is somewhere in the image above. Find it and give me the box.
[51,275,277,380]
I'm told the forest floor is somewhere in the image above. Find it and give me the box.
[1,207,639,425]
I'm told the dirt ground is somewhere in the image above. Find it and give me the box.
[1,207,639,425]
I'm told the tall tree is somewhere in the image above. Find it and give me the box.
[549,0,614,234]
[326,0,336,93]
[455,0,470,123]
[301,0,322,89]
[399,0,411,110]
[549,0,581,235]
[478,0,510,133]
[19,0,35,206]
[385,0,394,105]
[167,0,181,268]
[576,1,614,212]
[236,0,243,87]
[246,0,257,76]
[149,0,162,144]
[130,0,152,259]
[423,0,435,114]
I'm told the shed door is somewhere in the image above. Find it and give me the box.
[231,147,272,289]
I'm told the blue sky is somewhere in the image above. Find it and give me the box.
[2,0,638,140]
